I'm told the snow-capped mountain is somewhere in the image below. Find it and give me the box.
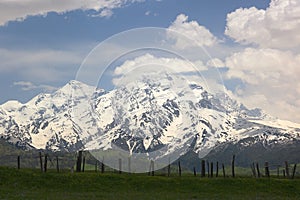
[0,75,299,162]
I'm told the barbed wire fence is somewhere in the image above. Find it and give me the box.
[0,151,298,179]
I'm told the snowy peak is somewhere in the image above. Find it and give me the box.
[0,78,299,158]
[2,100,23,112]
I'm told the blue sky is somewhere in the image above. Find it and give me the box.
[1,0,300,123]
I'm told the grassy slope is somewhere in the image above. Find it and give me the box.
[0,167,300,200]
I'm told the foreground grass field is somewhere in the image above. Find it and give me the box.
[0,167,299,199]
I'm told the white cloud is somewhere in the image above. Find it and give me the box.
[99,9,113,18]
[144,11,158,17]
[13,81,58,92]
[114,53,206,76]
[225,47,300,122]
[0,48,83,82]
[90,9,113,18]
[225,0,300,49]
[167,14,218,49]
[206,58,225,68]
[225,48,300,84]
[0,0,144,26]
[112,53,209,86]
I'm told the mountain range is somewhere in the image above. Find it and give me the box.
[1,73,299,167]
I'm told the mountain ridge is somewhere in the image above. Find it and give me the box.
[0,77,299,163]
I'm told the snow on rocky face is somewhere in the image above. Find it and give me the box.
[0,75,299,162]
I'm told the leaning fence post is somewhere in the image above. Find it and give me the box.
[232,155,235,178]
[285,161,290,178]
[178,161,182,177]
[292,164,297,179]
[256,163,261,178]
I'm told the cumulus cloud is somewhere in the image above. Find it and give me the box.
[114,53,206,76]
[0,0,144,26]
[167,14,218,49]
[225,48,300,84]
[112,53,209,86]
[225,0,300,49]
[13,81,57,92]
[225,48,300,122]
[223,0,300,122]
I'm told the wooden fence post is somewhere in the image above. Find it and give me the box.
[201,160,205,177]
[193,167,196,177]
[82,156,85,172]
[283,169,286,178]
[265,162,270,177]
[292,164,297,179]
[128,157,131,174]
[210,162,213,178]
[251,163,256,177]
[44,154,48,173]
[277,166,279,178]
[148,160,154,176]
[216,162,219,177]
[76,151,82,172]
[148,161,151,176]
[207,161,210,177]
[222,163,226,178]
[56,156,59,173]
[95,161,98,172]
[17,155,20,170]
[101,162,105,173]
[285,161,290,178]
[39,152,43,172]
[151,160,155,176]
[232,155,235,178]
[256,163,261,178]
[118,158,122,174]
[178,161,181,177]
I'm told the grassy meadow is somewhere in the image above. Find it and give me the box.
[0,167,299,200]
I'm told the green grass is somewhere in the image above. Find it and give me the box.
[0,167,300,200]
